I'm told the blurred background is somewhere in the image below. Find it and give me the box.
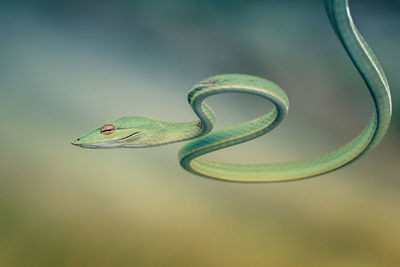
[0,0,399,266]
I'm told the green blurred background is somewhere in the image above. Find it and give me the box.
[1,0,399,266]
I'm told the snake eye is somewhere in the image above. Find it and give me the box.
[100,124,115,135]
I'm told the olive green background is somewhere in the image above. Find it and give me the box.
[0,0,399,266]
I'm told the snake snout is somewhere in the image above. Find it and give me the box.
[71,138,82,146]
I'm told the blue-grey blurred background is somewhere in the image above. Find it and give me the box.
[0,0,399,266]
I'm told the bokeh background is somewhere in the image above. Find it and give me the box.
[1,0,399,266]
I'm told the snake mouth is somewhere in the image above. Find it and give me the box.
[72,131,142,148]
[113,131,142,142]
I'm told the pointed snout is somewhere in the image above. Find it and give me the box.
[71,138,82,146]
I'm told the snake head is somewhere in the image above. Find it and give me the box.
[71,116,158,148]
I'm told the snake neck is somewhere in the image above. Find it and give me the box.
[146,120,205,146]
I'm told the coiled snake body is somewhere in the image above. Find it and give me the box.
[72,0,392,182]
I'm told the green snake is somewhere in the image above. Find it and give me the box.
[72,0,391,182]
